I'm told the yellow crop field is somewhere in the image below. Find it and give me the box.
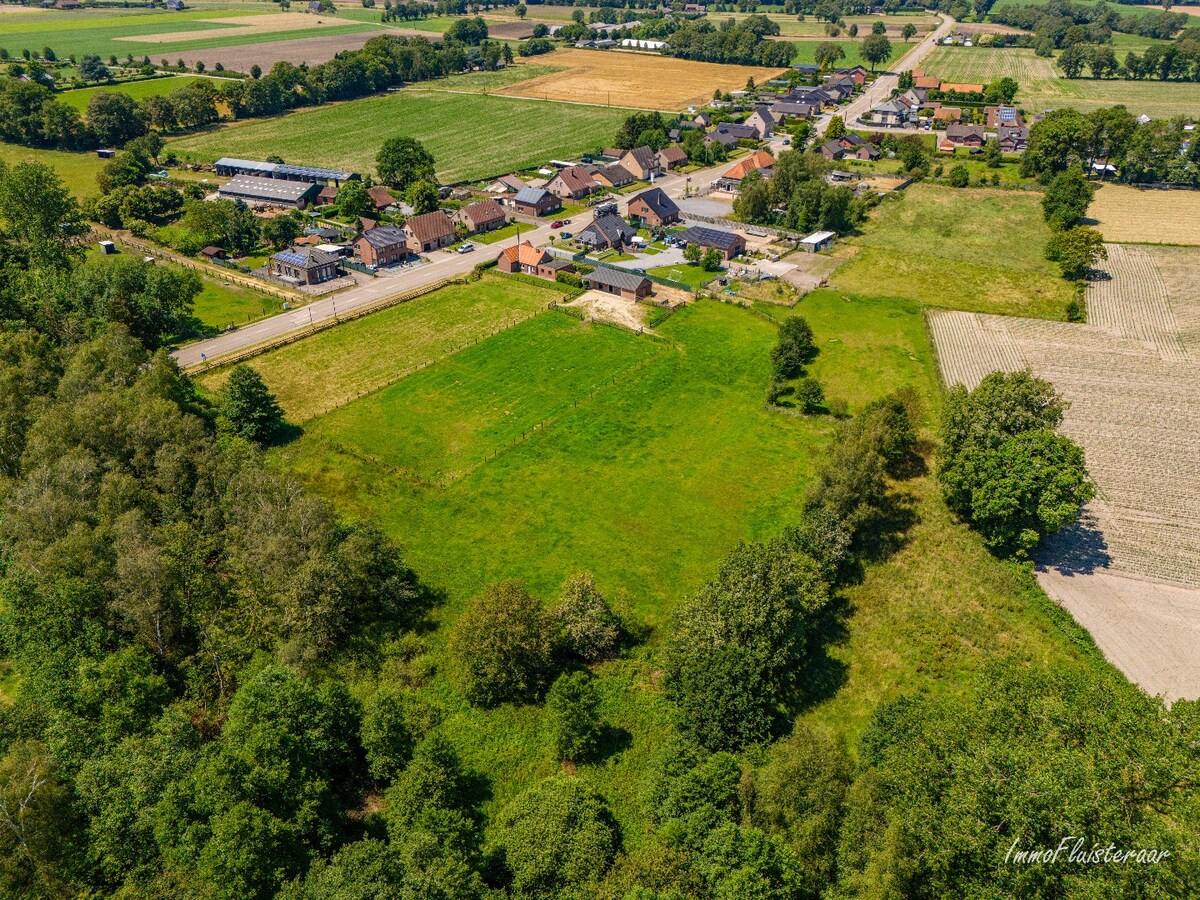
[495,48,787,111]
[1089,185,1200,246]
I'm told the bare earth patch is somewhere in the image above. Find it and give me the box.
[495,48,787,111]
[1087,185,1200,246]
[169,30,386,71]
[927,243,1200,700]
[566,290,649,332]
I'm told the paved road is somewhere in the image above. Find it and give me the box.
[835,14,956,129]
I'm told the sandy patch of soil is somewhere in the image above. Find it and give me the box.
[168,30,386,70]
[566,289,648,331]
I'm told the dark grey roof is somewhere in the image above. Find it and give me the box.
[219,175,317,203]
[716,123,756,139]
[629,187,679,220]
[359,225,407,249]
[821,140,845,157]
[273,246,339,268]
[514,186,552,204]
[586,266,650,292]
[625,146,657,170]
[579,212,636,247]
[677,225,741,251]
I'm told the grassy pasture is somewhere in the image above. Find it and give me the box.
[170,88,629,183]
[0,8,376,60]
[924,46,1200,117]
[0,142,104,199]
[787,37,911,69]
[181,275,286,340]
[197,273,562,421]
[829,183,1075,320]
[56,75,228,112]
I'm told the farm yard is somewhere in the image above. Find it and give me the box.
[493,48,787,110]
[828,184,1075,320]
[0,6,379,61]
[170,87,629,184]
[924,46,1200,117]
[1087,185,1200,246]
[928,241,1200,699]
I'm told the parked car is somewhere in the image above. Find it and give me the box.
[561,232,573,239]
[456,242,475,254]
[550,220,565,229]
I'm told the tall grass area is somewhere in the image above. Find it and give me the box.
[170,89,629,183]
[261,283,1095,839]
[0,143,104,199]
[197,273,564,421]
[829,183,1076,320]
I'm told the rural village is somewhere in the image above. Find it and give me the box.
[0,0,1199,896]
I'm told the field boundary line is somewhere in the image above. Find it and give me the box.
[184,277,455,374]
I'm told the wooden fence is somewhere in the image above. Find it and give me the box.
[116,234,306,303]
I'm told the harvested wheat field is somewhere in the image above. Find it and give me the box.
[927,244,1200,699]
[169,31,387,71]
[1088,185,1200,246]
[495,48,787,110]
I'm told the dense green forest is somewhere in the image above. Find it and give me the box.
[0,159,1198,898]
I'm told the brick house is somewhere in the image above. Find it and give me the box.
[576,212,638,252]
[546,165,599,201]
[512,187,562,217]
[353,225,407,267]
[745,107,775,139]
[656,145,689,171]
[626,187,680,228]
[945,123,986,149]
[496,241,576,280]
[618,146,660,181]
[586,267,652,300]
[269,246,340,285]
[715,150,774,191]
[455,199,507,233]
[590,164,635,188]
[403,211,456,253]
[367,186,397,211]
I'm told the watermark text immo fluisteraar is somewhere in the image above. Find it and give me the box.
[1006,837,1171,866]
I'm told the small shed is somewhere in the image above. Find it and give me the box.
[201,246,226,260]
[98,240,116,255]
[800,231,836,253]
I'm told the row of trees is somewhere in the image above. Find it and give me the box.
[1059,31,1200,82]
[1022,105,1200,186]
[733,147,875,235]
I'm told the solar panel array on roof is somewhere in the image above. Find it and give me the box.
[275,163,357,182]
[999,107,1017,123]
[215,157,278,174]
[274,251,309,266]
[677,225,740,251]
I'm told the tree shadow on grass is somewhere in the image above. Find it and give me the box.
[591,723,634,765]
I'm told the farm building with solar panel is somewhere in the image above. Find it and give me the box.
[269,246,341,285]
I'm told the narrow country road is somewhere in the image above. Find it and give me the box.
[837,14,957,127]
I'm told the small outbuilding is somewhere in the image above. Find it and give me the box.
[585,267,652,300]
[800,230,836,253]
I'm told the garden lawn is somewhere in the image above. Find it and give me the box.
[57,75,227,112]
[648,262,716,290]
[829,183,1075,319]
[177,275,285,341]
[169,89,628,183]
[196,273,563,421]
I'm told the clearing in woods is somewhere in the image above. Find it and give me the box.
[924,46,1200,117]
[928,243,1200,700]
[1086,185,1200,246]
[829,184,1074,320]
[57,75,227,112]
[493,48,787,110]
[169,88,629,183]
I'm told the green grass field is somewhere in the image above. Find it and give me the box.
[56,75,229,112]
[925,46,1200,117]
[788,37,911,70]
[829,183,1076,320]
[178,274,285,341]
[197,273,563,421]
[0,7,377,60]
[0,142,103,199]
[647,262,715,289]
[169,88,629,183]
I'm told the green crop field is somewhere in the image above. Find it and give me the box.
[56,75,229,112]
[0,142,104,199]
[830,183,1076,320]
[925,46,1200,117]
[197,273,563,421]
[169,88,629,183]
[0,7,377,60]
